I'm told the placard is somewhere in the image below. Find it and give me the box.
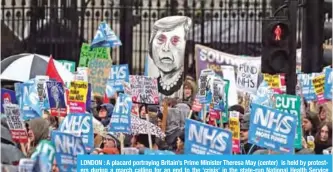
[68,81,88,113]
[79,43,110,67]
[236,63,259,93]
[312,74,326,104]
[1,88,17,113]
[107,64,130,92]
[324,68,332,100]
[129,75,159,105]
[57,60,76,73]
[229,111,240,153]
[88,59,112,97]
[46,81,67,117]
[3,104,28,143]
[184,119,232,155]
[297,73,320,101]
[249,103,297,154]
[109,93,132,133]
[274,94,302,149]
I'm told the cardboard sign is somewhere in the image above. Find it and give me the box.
[79,43,110,67]
[59,113,94,152]
[312,74,326,104]
[68,81,88,113]
[52,131,86,172]
[3,104,28,143]
[249,103,297,154]
[57,60,76,73]
[46,81,67,117]
[274,94,302,149]
[88,59,112,97]
[184,119,232,155]
[109,93,132,133]
[236,63,259,93]
[129,75,159,105]
[107,64,130,92]
[1,88,17,113]
[324,68,332,100]
[229,111,240,153]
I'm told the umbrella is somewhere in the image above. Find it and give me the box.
[1,53,73,83]
[131,115,165,138]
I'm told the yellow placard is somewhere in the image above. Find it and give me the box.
[229,117,240,140]
[263,74,281,89]
[68,81,88,102]
[312,75,325,95]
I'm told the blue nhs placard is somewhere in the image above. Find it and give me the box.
[249,103,297,154]
[107,64,129,92]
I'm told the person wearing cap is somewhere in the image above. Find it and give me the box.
[91,133,120,155]
[97,103,114,127]
[239,114,259,154]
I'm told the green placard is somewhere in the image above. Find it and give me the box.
[57,60,76,73]
[274,94,302,149]
[79,43,110,67]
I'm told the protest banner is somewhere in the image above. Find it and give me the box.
[236,63,260,93]
[76,67,89,82]
[57,60,76,73]
[297,73,320,101]
[68,81,88,113]
[3,104,28,143]
[91,21,122,48]
[79,43,110,67]
[312,74,326,104]
[1,88,17,113]
[274,94,302,149]
[324,68,332,100]
[30,140,56,172]
[52,131,86,172]
[35,76,50,110]
[194,44,261,79]
[192,98,203,112]
[229,111,240,153]
[129,75,159,105]
[251,81,275,108]
[59,113,94,152]
[262,74,286,94]
[249,103,297,154]
[107,64,130,92]
[46,81,67,117]
[16,82,41,120]
[19,159,35,172]
[109,93,132,133]
[184,119,232,155]
[88,58,112,97]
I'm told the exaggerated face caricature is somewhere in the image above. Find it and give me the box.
[151,26,185,73]
[149,16,192,97]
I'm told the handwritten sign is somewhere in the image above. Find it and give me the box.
[79,43,110,67]
[68,81,88,113]
[236,63,259,93]
[88,59,112,97]
[129,75,159,105]
[263,74,281,90]
[46,81,67,117]
[312,74,326,104]
[229,111,240,153]
[4,104,28,143]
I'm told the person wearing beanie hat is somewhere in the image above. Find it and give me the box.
[239,113,259,154]
[302,111,320,138]
[97,103,114,127]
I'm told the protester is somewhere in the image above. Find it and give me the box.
[302,111,321,138]
[26,118,50,157]
[183,77,197,103]
[97,103,114,127]
[314,122,332,154]
[239,114,259,154]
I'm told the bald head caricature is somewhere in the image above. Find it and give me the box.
[148,16,192,98]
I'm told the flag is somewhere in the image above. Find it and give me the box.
[46,56,64,84]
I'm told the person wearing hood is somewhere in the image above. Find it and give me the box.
[25,118,50,157]
[97,103,114,127]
